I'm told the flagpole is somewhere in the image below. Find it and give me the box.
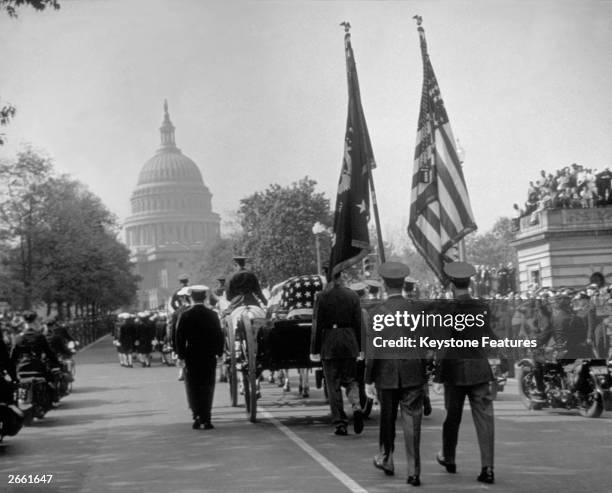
[342,22,386,265]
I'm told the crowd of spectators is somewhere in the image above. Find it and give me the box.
[513,163,612,227]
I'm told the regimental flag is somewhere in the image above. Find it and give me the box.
[408,21,477,282]
[329,26,374,278]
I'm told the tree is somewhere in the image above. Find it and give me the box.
[0,147,138,313]
[0,0,59,18]
[464,217,517,268]
[196,237,237,287]
[1,0,60,144]
[236,177,332,285]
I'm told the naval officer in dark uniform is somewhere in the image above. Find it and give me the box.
[434,261,496,484]
[175,285,224,430]
[365,262,427,487]
[311,269,363,436]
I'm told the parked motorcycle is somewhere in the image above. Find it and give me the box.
[17,371,54,425]
[0,373,24,442]
[488,356,508,400]
[517,356,612,418]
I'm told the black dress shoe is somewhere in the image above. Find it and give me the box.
[192,418,202,430]
[436,452,456,473]
[203,422,214,430]
[407,475,421,487]
[353,410,364,434]
[373,454,394,476]
[477,467,494,484]
[334,425,348,436]
[423,396,432,416]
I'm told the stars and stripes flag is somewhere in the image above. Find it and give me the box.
[329,24,373,278]
[408,21,477,282]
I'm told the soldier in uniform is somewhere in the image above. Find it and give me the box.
[365,262,427,487]
[226,256,268,308]
[170,274,190,311]
[175,285,224,430]
[434,261,496,485]
[169,286,191,380]
[310,269,363,436]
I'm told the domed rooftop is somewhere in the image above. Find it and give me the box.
[137,101,204,186]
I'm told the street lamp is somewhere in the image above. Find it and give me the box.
[312,222,327,275]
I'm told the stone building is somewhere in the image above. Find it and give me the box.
[124,101,220,309]
[511,207,612,292]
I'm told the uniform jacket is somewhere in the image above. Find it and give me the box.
[0,337,16,381]
[227,269,267,306]
[365,295,428,389]
[175,304,224,365]
[10,327,59,374]
[435,295,494,386]
[311,283,361,359]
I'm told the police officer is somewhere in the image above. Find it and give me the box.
[175,285,224,430]
[365,262,427,487]
[311,268,363,436]
[434,261,496,484]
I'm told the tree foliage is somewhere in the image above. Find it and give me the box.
[0,0,59,18]
[464,217,517,268]
[236,177,332,285]
[0,147,138,313]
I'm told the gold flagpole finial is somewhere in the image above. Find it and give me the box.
[340,21,351,33]
[413,15,422,27]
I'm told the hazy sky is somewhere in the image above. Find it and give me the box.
[1,0,611,245]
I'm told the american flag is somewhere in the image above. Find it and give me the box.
[408,22,477,282]
[280,275,325,312]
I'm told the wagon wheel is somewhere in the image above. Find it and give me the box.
[225,319,238,407]
[241,313,258,423]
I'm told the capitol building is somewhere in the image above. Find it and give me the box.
[124,101,220,309]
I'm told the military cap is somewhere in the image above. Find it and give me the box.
[378,261,411,281]
[117,312,131,319]
[403,276,418,284]
[349,282,367,293]
[365,279,382,290]
[188,284,209,294]
[443,261,476,282]
[177,286,191,297]
[233,255,249,262]
[217,276,226,282]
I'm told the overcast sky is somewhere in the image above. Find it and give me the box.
[1,0,611,245]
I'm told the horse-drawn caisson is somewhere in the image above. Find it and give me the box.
[221,273,374,423]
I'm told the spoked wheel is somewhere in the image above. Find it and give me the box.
[225,321,238,407]
[516,361,544,410]
[578,374,603,418]
[241,313,258,423]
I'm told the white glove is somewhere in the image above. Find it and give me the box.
[365,383,377,401]
[309,353,321,362]
[356,351,365,361]
[432,383,443,394]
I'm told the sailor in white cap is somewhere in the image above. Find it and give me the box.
[175,284,224,430]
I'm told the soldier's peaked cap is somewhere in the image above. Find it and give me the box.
[403,276,418,284]
[444,261,476,281]
[188,285,209,294]
[365,279,382,288]
[233,255,249,261]
[178,273,189,281]
[378,262,411,281]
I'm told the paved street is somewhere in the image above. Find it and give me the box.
[1,335,611,493]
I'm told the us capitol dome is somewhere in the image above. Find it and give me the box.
[124,101,220,309]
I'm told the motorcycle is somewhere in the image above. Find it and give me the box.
[17,370,55,425]
[517,355,612,418]
[488,355,508,400]
[0,373,24,442]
